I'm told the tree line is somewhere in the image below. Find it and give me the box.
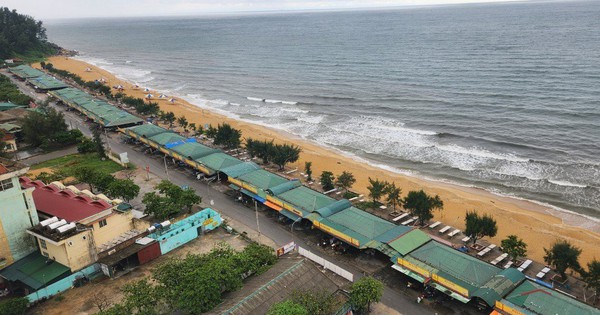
[97,243,277,314]
[246,138,301,170]
[0,7,59,60]
[0,73,32,105]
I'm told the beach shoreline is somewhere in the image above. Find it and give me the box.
[40,56,600,265]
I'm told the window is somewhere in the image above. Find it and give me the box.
[0,179,13,192]
[99,219,107,228]
[40,239,47,250]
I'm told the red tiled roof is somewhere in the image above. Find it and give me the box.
[0,164,8,175]
[20,177,112,223]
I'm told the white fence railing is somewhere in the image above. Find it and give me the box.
[298,247,354,282]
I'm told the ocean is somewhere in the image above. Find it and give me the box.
[45,1,600,220]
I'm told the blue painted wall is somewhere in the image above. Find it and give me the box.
[26,264,100,303]
[148,208,222,254]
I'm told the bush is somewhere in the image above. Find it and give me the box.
[77,137,96,153]
[0,297,28,315]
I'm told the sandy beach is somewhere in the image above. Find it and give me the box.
[40,56,600,266]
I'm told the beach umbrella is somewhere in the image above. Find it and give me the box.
[159,94,167,99]
[169,98,176,103]
[144,88,150,92]
[146,94,153,99]
[133,84,139,89]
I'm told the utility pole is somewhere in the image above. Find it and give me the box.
[255,199,261,237]
[163,155,170,181]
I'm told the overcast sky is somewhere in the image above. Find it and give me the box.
[2,0,533,19]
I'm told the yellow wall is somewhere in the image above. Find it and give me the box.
[37,231,95,272]
[91,212,134,248]
[0,222,14,268]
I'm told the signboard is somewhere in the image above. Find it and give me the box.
[119,152,129,164]
[397,258,431,278]
[432,274,469,297]
[276,241,296,257]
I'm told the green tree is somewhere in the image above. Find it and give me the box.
[582,259,600,300]
[120,279,163,315]
[349,277,384,313]
[213,123,242,149]
[0,297,28,315]
[0,7,58,59]
[77,137,96,154]
[320,171,335,191]
[73,167,115,193]
[336,171,356,192]
[142,180,201,220]
[268,300,308,315]
[464,211,498,245]
[92,126,106,158]
[367,177,387,204]
[106,179,140,202]
[290,289,338,315]
[501,235,527,262]
[163,111,176,128]
[19,108,68,148]
[177,116,188,130]
[384,182,402,211]
[544,240,582,281]
[188,122,196,133]
[272,143,302,170]
[403,190,443,225]
[304,161,313,182]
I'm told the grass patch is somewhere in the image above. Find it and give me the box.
[31,153,123,175]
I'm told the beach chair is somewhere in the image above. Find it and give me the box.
[536,267,551,279]
[491,253,508,265]
[461,236,471,243]
[379,205,387,210]
[448,229,460,237]
[401,217,416,225]
[518,259,532,272]
[477,248,491,257]
[487,244,497,250]
[503,261,514,269]
[439,226,451,234]
[429,221,441,229]
[393,213,410,222]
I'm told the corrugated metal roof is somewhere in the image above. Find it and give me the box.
[195,152,242,173]
[473,268,525,306]
[8,65,44,78]
[220,162,261,179]
[28,74,68,90]
[0,251,70,290]
[148,132,185,146]
[237,169,289,190]
[170,142,219,160]
[277,186,336,214]
[501,280,599,315]
[407,241,502,294]
[326,206,396,240]
[386,229,431,256]
[127,124,168,138]
[267,180,302,196]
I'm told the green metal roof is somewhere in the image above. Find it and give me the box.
[27,74,68,90]
[220,162,261,179]
[407,241,502,294]
[148,132,185,146]
[501,280,599,315]
[127,124,168,138]
[313,199,352,218]
[8,65,44,78]
[171,142,219,160]
[326,206,397,240]
[267,180,302,196]
[0,103,24,111]
[387,229,431,256]
[0,252,70,290]
[277,186,336,215]
[195,152,243,173]
[0,122,21,132]
[473,268,525,307]
[237,169,289,190]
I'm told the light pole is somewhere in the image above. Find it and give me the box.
[291,217,302,247]
[254,199,261,237]
[163,154,170,181]
[206,177,215,206]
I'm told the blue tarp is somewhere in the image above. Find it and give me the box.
[241,188,266,203]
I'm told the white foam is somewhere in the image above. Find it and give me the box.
[247,97,264,102]
[548,179,587,188]
[265,99,282,103]
[282,101,298,105]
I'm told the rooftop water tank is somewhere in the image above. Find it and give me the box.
[48,219,67,230]
[57,222,77,233]
[40,216,59,227]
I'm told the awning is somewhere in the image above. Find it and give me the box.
[392,264,426,283]
[0,252,70,290]
[430,283,471,303]
[280,209,301,221]
[241,188,266,203]
[264,200,282,211]
[229,184,241,191]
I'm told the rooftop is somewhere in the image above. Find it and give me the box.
[8,65,45,79]
[20,177,114,223]
[0,251,70,290]
[27,74,69,90]
[195,152,243,174]
[0,102,24,111]
[0,158,28,176]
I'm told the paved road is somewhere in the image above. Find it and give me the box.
[8,72,476,315]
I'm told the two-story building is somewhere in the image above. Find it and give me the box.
[21,177,142,272]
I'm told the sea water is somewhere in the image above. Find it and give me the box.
[45,1,600,220]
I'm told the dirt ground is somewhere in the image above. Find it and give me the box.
[29,229,248,315]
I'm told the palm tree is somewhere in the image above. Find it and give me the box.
[384,182,402,211]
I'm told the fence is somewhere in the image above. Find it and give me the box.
[26,264,101,303]
[298,247,354,282]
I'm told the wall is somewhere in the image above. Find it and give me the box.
[148,208,222,254]
[26,263,100,303]
[36,230,95,272]
[0,174,39,267]
[91,211,135,249]
[137,241,160,265]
